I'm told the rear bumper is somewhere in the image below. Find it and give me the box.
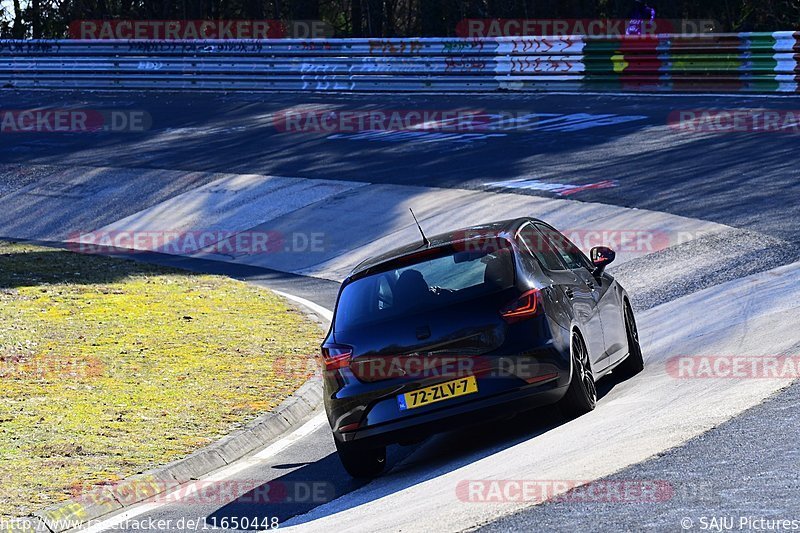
[326,315,573,449]
[333,378,569,448]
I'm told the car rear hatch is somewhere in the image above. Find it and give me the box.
[331,240,519,385]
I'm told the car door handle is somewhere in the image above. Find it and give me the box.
[564,288,574,299]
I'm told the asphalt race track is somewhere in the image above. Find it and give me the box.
[3,91,800,243]
[0,89,798,532]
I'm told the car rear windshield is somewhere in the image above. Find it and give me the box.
[334,240,515,332]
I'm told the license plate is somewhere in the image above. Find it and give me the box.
[397,376,478,411]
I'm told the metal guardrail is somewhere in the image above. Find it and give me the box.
[0,32,798,93]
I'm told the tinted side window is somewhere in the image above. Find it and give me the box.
[517,224,566,271]
[535,224,593,271]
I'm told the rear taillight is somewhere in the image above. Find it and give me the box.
[339,422,361,432]
[500,289,543,323]
[321,344,353,371]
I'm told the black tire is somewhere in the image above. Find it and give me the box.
[557,331,597,419]
[616,302,644,379]
[335,439,386,479]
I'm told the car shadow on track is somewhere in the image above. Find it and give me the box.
[207,372,629,529]
[205,451,367,528]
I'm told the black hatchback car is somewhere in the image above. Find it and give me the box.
[321,218,644,478]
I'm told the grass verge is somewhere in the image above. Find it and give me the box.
[0,241,321,518]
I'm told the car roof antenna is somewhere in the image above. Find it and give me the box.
[409,208,431,248]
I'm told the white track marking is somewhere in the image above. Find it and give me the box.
[253,412,327,460]
[273,289,334,322]
[77,412,328,533]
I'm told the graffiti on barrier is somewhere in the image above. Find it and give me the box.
[369,40,423,54]
[0,40,62,53]
[299,41,343,51]
[508,38,582,54]
[442,40,486,53]
[445,58,488,71]
[509,58,580,73]
[127,40,264,53]
[137,61,164,70]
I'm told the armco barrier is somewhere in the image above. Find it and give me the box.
[0,32,798,93]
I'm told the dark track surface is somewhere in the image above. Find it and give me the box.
[478,377,800,533]
[2,90,798,244]
[2,89,797,531]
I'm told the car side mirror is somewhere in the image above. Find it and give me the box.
[590,246,616,275]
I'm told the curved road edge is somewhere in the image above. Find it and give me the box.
[279,260,800,532]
